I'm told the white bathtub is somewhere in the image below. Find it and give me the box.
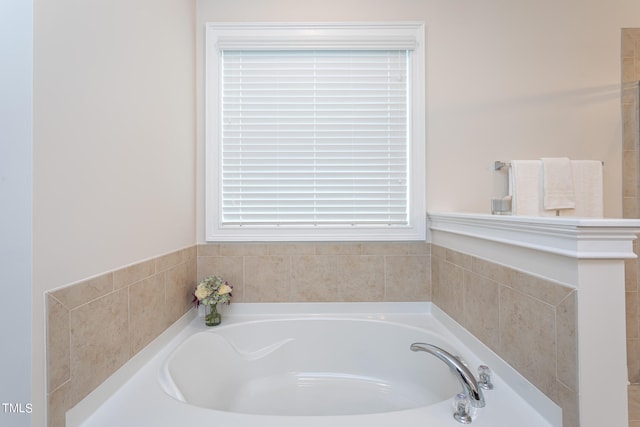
[161,318,461,416]
[71,303,561,427]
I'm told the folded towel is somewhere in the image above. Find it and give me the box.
[541,157,575,210]
[509,160,556,216]
[558,160,603,218]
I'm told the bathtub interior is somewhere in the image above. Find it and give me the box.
[160,318,461,416]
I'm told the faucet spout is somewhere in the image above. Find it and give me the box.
[410,342,485,408]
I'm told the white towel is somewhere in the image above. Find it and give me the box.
[509,160,556,216]
[541,157,575,211]
[558,160,603,218]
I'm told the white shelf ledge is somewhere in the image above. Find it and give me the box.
[427,211,640,427]
[428,212,640,260]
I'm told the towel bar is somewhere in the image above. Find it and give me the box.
[494,160,603,171]
[494,161,510,170]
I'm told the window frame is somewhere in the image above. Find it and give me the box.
[205,22,426,242]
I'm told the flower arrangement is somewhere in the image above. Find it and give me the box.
[193,276,233,308]
[193,276,232,326]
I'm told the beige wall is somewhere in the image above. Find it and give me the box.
[33,1,196,425]
[196,0,640,241]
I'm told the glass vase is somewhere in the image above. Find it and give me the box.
[204,304,221,326]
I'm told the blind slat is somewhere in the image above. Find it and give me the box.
[221,49,410,226]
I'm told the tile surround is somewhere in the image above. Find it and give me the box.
[623,28,640,427]
[46,241,578,426]
[69,288,130,399]
[622,28,640,223]
[196,242,432,303]
[431,245,578,427]
[631,384,640,425]
[199,241,578,424]
[46,246,196,427]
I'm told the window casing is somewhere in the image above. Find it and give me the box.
[205,23,425,241]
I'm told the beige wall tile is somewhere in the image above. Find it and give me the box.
[181,246,196,260]
[627,257,639,293]
[113,259,155,290]
[499,287,557,399]
[432,257,465,323]
[507,269,573,306]
[291,255,339,301]
[47,246,199,427]
[431,244,446,259]
[471,256,509,284]
[361,242,409,255]
[430,251,441,295]
[221,243,269,256]
[623,35,640,394]
[195,243,433,305]
[425,244,579,414]
[630,384,640,421]
[47,381,73,427]
[623,81,639,104]
[69,288,129,403]
[623,101,638,152]
[52,272,113,310]
[268,243,316,255]
[384,255,431,302]
[555,381,580,427]
[624,150,639,198]
[445,248,472,270]
[408,241,430,255]
[337,255,385,301]
[197,243,220,257]
[129,274,168,355]
[628,292,640,339]
[408,242,431,255]
[623,30,637,58]
[155,249,185,272]
[556,291,578,392]
[629,339,640,384]
[315,242,362,255]
[244,255,291,302]
[623,58,638,82]
[165,260,196,323]
[48,241,588,427]
[463,271,500,351]
[197,255,244,302]
[47,295,70,393]
[624,196,640,219]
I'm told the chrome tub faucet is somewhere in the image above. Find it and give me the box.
[410,342,486,409]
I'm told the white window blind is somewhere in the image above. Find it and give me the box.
[205,23,425,241]
[220,49,410,226]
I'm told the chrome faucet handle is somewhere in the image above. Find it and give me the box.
[478,365,494,390]
[453,393,472,424]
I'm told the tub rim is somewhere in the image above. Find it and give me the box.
[67,302,561,427]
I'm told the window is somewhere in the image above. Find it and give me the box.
[205,23,425,241]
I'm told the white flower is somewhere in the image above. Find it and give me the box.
[195,284,213,300]
[218,284,232,295]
